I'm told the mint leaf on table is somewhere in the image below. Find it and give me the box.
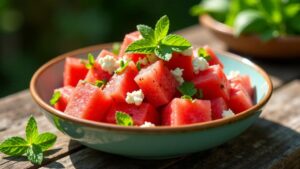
[0,116,57,165]
[115,111,133,126]
[125,15,192,61]
[49,91,61,106]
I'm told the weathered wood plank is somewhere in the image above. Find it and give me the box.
[164,80,300,169]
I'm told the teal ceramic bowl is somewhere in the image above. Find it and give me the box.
[30,43,272,159]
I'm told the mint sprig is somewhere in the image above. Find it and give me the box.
[85,53,95,69]
[178,82,203,99]
[0,116,57,165]
[198,47,211,61]
[115,111,133,126]
[50,91,61,106]
[115,60,129,74]
[125,15,192,61]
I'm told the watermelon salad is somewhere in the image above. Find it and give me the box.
[50,15,254,127]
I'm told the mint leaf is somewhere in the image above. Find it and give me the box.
[154,15,169,42]
[94,80,106,88]
[178,82,197,97]
[181,95,193,101]
[112,43,121,55]
[50,91,61,106]
[198,47,211,61]
[154,45,173,61]
[137,24,155,42]
[26,116,38,144]
[161,34,192,52]
[115,111,133,126]
[0,137,29,156]
[26,144,43,165]
[136,62,141,71]
[33,132,57,151]
[125,39,156,54]
[115,60,129,74]
[85,53,95,69]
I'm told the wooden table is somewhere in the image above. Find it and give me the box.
[1,25,300,169]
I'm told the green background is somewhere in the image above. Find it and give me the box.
[0,0,199,97]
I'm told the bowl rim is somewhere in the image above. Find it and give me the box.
[200,14,300,41]
[30,43,273,133]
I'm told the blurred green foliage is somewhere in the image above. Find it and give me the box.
[0,0,198,97]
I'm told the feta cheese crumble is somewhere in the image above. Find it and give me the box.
[222,109,235,118]
[171,68,184,85]
[181,47,193,56]
[192,56,209,74]
[125,89,144,106]
[140,121,155,127]
[227,71,240,80]
[98,55,118,74]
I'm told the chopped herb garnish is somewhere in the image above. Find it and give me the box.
[85,53,95,69]
[94,80,106,88]
[112,42,121,55]
[177,82,197,97]
[136,62,142,71]
[181,95,193,101]
[50,91,61,106]
[115,60,129,74]
[115,111,133,126]
[0,116,57,165]
[198,48,211,61]
[125,15,192,61]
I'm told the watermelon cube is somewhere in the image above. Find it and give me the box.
[164,52,194,81]
[162,98,211,126]
[53,86,74,111]
[134,60,177,107]
[204,46,224,68]
[119,31,141,57]
[229,74,253,98]
[192,65,230,101]
[65,81,112,122]
[63,57,89,87]
[106,102,160,125]
[211,97,228,120]
[228,83,253,114]
[84,50,117,83]
[103,61,139,102]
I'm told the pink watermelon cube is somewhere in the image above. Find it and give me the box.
[63,57,88,87]
[228,83,253,114]
[211,97,228,120]
[204,46,224,68]
[53,86,74,112]
[134,60,177,107]
[229,74,253,98]
[119,31,141,57]
[162,98,212,126]
[65,81,112,122]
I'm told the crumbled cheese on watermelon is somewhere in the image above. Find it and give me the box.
[140,121,155,127]
[125,89,144,106]
[193,56,209,74]
[171,68,184,85]
[222,109,235,118]
[227,71,240,80]
[181,47,193,56]
[98,55,118,74]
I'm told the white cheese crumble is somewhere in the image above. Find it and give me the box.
[192,56,209,74]
[171,68,184,85]
[222,109,235,118]
[181,47,193,56]
[227,70,240,80]
[98,55,118,74]
[125,89,144,106]
[140,121,155,127]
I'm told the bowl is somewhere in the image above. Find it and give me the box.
[30,43,272,159]
[200,14,300,58]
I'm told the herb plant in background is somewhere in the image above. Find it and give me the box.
[191,0,300,40]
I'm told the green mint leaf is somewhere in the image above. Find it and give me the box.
[115,111,133,126]
[136,62,141,71]
[198,47,211,61]
[85,53,95,69]
[154,15,170,42]
[178,82,197,97]
[181,95,193,101]
[189,4,206,16]
[0,137,29,156]
[115,60,129,74]
[161,34,192,52]
[125,39,156,54]
[26,116,38,144]
[26,144,43,165]
[137,24,155,42]
[112,42,121,55]
[50,91,61,106]
[33,132,57,151]
[154,45,173,61]
[94,80,106,88]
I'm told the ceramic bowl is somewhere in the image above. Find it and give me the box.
[30,43,272,159]
[200,14,300,58]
